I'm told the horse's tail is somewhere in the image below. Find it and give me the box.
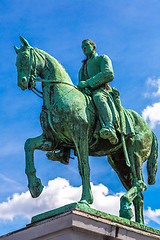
[147,132,158,185]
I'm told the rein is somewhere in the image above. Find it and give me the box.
[34,78,78,89]
[31,77,78,99]
[31,88,43,98]
[28,48,78,99]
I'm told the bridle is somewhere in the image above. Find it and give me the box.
[27,48,77,99]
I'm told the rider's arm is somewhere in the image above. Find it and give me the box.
[86,55,114,90]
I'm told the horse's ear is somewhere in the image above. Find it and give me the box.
[14,46,19,54]
[20,36,30,47]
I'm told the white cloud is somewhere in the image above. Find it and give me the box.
[144,77,160,98]
[91,184,122,215]
[0,177,123,221]
[148,78,160,97]
[142,77,160,128]
[142,102,160,128]
[144,207,160,225]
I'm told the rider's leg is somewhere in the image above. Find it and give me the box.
[92,90,118,144]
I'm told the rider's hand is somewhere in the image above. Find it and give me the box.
[77,81,89,89]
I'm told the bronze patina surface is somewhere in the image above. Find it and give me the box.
[15,37,158,224]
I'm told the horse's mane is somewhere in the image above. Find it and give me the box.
[33,47,73,83]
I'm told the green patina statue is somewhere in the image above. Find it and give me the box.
[14,37,158,224]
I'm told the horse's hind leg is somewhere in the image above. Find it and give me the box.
[120,140,147,223]
[120,180,146,221]
[133,165,145,224]
[133,193,144,224]
[24,134,53,198]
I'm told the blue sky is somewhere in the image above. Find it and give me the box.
[0,0,160,236]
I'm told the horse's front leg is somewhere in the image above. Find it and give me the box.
[72,124,93,205]
[24,134,53,198]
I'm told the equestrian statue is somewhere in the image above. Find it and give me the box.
[14,36,158,224]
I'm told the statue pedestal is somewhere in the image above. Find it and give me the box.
[1,203,160,240]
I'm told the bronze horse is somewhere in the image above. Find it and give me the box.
[15,37,158,224]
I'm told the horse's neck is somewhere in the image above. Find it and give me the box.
[36,49,74,109]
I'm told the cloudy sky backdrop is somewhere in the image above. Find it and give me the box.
[0,0,160,236]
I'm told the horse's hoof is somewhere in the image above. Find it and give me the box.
[78,200,90,208]
[88,197,93,205]
[88,192,94,204]
[28,178,44,198]
[119,207,134,220]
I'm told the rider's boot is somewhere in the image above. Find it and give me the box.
[92,91,119,145]
[46,147,70,165]
[99,122,118,145]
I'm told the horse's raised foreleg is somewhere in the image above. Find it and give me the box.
[72,126,93,205]
[24,134,53,198]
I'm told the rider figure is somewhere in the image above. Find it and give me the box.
[47,39,120,164]
[78,39,119,145]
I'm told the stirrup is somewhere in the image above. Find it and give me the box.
[100,128,118,145]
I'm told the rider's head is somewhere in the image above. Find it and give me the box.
[82,39,96,57]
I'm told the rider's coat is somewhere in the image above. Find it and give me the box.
[78,52,135,137]
[79,53,113,90]
[79,52,119,131]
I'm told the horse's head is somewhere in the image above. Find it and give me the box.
[14,36,36,90]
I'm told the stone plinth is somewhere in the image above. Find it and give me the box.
[0,203,160,240]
